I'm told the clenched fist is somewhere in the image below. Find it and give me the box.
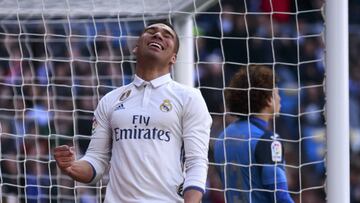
[53,145,94,183]
[54,145,75,175]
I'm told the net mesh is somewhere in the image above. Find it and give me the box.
[0,0,326,202]
[0,0,213,16]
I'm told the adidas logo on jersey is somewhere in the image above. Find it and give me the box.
[115,103,125,111]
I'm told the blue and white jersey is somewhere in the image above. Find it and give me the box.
[81,74,212,203]
[214,117,290,203]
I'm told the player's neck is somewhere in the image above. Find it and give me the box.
[135,65,170,81]
[255,111,272,122]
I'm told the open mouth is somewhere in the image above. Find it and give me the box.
[148,42,164,50]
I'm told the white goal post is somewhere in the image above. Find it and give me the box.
[325,0,349,202]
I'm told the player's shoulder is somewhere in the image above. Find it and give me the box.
[224,120,250,137]
[170,81,202,99]
[249,122,269,138]
[98,84,131,103]
[255,132,284,163]
[222,119,266,140]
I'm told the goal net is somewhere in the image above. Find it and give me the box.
[0,0,327,202]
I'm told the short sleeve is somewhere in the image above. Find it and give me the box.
[255,132,284,164]
[255,132,288,185]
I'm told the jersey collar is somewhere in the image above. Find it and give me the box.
[249,116,269,130]
[133,74,172,88]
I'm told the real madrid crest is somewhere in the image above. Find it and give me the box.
[119,89,131,101]
[160,99,173,112]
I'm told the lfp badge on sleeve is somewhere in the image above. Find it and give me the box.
[271,140,282,162]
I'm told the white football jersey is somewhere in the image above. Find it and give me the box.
[81,74,212,202]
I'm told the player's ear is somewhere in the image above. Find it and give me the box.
[266,96,274,108]
[132,45,138,55]
[169,53,177,65]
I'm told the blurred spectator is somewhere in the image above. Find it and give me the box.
[260,0,292,23]
[351,153,360,203]
[350,64,360,129]
[197,52,224,114]
[350,0,360,24]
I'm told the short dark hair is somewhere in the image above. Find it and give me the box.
[225,65,276,116]
[145,20,180,54]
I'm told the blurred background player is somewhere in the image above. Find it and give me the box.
[54,22,212,203]
[213,65,294,203]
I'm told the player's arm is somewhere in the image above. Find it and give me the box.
[79,96,112,183]
[54,145,95,183]
[55,96,112,184]
[184,189,203,203]
[264,182,294,203]
[182,89,212,201]
[255,134,294,203]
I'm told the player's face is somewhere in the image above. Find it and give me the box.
[273,88,281,115]
[134,23,178,65]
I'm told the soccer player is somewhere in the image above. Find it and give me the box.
[214,65,294,203]
[54,22,212,203]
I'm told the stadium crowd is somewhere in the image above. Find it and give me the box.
[0,0,359,202]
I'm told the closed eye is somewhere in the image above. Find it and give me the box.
[164,33,172,39]
[144,27,174,39]
[145,28,156,34]
[163,30,174,39]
